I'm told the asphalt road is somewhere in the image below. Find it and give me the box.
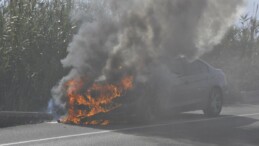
[1,104,259,146]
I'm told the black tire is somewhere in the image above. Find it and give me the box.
[203,88,223,117]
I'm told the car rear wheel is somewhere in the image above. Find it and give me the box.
[203,88,223,117]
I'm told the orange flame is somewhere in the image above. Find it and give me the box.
[60,76,133,125]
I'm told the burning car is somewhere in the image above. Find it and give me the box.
[58,57,227,125]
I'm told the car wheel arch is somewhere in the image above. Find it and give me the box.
[203,86,223,117]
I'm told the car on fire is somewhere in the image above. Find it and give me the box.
[115,58,227,121]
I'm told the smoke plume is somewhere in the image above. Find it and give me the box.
[51,0,245,113]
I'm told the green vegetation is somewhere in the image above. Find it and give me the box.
[0,0,76,110]
[203,7,259,93]
[0,0,258,110]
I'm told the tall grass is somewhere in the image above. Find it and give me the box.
[0,0,76,111]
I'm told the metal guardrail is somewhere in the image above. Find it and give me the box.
[241,90,259,103]
[0,111,50,115]
[0,111,53,127]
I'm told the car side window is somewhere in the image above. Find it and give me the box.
[197,60,209,73]
[183,60,208,76]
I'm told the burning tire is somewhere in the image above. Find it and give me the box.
[203,88,223,117]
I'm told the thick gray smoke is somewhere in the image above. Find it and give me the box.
[51,0,245,112]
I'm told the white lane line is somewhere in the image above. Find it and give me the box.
[1,112,259,146]
[47,121,58,124]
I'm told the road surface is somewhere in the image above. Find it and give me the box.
[1,104,259,146]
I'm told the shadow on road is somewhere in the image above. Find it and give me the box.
[84,113,259,146]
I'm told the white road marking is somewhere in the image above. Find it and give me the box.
[1,112,259,146]
[47,121,58,124]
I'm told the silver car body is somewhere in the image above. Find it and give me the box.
[153,59,227,113]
